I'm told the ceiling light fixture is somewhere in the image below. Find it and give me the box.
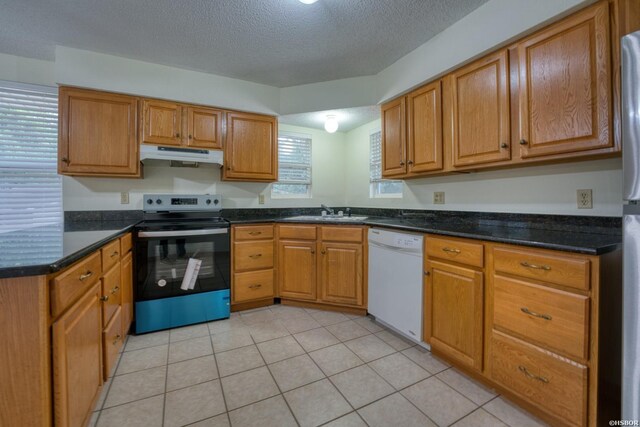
[324,115,339,133]
[298,0,318,4]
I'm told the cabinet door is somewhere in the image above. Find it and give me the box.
[142,99,183,146]
[278,240,317,301]
[187,107,223,149]
[59,87,139,176]
[121,251,133,336]
[223,112,278,181]
[425,259,483,371]
[407,81,443,174]
[518,2,611,158]
[381,97,407,177]
[450,50,511,167]
[319,242,363,307]
[53,283,103,427]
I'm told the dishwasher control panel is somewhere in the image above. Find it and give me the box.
[368,228,423,251]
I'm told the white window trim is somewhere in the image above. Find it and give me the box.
[369,127,403,199]
[271,131,313,199]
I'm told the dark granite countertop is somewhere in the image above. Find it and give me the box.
[0,220,138,279]
[224,212,621,255]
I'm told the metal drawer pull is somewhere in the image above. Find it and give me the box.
[110,251,119,258]
[518,365,549,383]
[248,231,262,235]
[442,247,461,254]
[520,261,551,271]
[249,284,262,289]
[521,307,552,321]
[113,334,122,345]
[249,254,263,259]
[100,295,109,302]
[79,271,93,281]
[111,286,120,295]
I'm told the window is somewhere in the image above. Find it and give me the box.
[272,132,312,198]
[0,81,62,234]
[370,130,402,198]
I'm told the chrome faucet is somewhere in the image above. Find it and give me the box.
[321,204,335,215]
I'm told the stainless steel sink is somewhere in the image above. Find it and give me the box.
[285,215,368,222]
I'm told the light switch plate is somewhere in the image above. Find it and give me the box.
[120,192,129,204]
[434,192,445,204]
[258,194,265,205]
[577,189,592,209]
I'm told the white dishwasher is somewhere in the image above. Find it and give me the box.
[368,228,425,345]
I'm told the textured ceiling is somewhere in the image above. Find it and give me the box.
[280,105,379,132]
[0,0,488,87]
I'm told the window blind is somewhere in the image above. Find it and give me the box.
[0,81,62,234]
[272,132,312,197]
[369,130,402,197]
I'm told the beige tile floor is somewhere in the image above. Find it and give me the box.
[90,305,548,427]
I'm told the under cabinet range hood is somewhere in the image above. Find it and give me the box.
[140,144,223,166]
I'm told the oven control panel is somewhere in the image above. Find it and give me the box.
[143,194,221,212]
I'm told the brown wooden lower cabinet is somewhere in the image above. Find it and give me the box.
[278,239,317,300]
[424,235,620,427]
[230,225,275,308]
[52,282,103,427]
[0,232,134,427]
[318,241,364,306]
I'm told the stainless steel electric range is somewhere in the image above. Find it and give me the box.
[133,194,230,334]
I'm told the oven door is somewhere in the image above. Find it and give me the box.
[135,228,230,301]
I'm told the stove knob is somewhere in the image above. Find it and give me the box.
[214,199,219,205]
[205,199,212,205]
[156,199,162,205]
[146,199,153,205]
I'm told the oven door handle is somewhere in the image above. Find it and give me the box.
[138,228,229,238]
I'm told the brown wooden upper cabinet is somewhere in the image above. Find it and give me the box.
[516,1,612,158]
[449,49,511,167]
[142,99,223,150]
[223,111,278,181]
[381,80,443,178]
[58,87,140,177]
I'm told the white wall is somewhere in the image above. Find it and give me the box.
[0,52,56,86]
[62,124,347,211]
[345,120,623,217]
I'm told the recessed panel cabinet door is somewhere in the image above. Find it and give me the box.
[52,283,103,427]
[381,97,407,177]
[319,242,364,307]
[223,112,278,181]
[59,87,139,176]
[425,259,483,371]
[450,50,511,167]
[187,107,223,149]
[278,240,317,300]
[518,2,611,158]
[407,81,443,173]
[142,99,183,146]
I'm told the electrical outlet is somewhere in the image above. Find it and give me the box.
[577,189,592,209]
[120,192,129,204]
[434,191,445,204]
[258,194,265,205]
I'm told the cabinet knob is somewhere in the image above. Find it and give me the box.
[424,271,430,276]
[407,160,414,165]
[519,139,528,145]
[226,166,231,171]
[100,295,109,302]
[188,134,192,139]
[399,161,405,166]
[176,133,180,138]
[500,143,508,149]
[311,250,315,254]
[321,250,326,255]
[61,157,69,164]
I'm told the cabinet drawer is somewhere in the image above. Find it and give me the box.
[426,236,484,268]
[103,306,123,380]
[233,241,274,271]
[320,226,363,243]
[493,247,590,290]
[490,331,587,426]
[494,275,589,360]
[120,233,132,255]
[101,240,121,272]
[234,225,274,241]
[278,225,317,240]
[51,252,102,317]
[233,269,274,303]
[102,263,122,325]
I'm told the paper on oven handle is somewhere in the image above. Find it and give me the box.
[180,258,202,291]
